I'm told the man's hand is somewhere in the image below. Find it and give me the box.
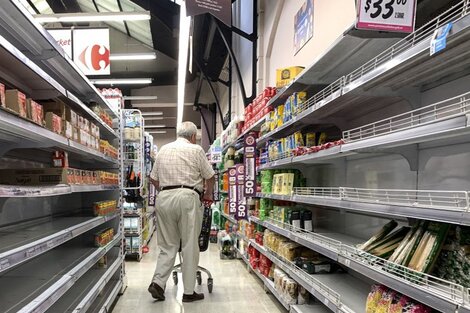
[202,190,213,201]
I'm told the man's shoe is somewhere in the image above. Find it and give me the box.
[182,292,204,302]
[148,283,165,301]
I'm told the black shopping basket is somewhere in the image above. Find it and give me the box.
[198,201,212,252]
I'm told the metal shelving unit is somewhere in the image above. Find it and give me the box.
[290,304,331,313]
[0,3,125,312]
[221,211,237,224]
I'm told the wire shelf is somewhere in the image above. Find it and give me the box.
[344,0,470,87]
[294,77,344,116]
[269,150,294,162]
[265,217,341,254]
[260,243,342,309]
[293,187,469,212]
[343,91,470,142]
[340,245,465,305]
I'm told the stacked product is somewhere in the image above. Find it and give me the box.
[260,92,307,137]
[101,140,119,158]
[94,228,115,247]
[243,87,277,132]
[273,267,302,305]
[366,285,433,313]
[270,205,313,232]
[259,169,306,194]
[359,220,451,277]
[91,103,113,128]
[93,200,118,216]
[275,66,304,89]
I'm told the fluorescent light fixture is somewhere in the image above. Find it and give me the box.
[109,53,156,61]
[145,125,166,128]
[34,11,151,23]
[90,78,152,85]
[144,117,164,120]
[148,130,167,134]
[123,96,158,100]
[141,112,163,116]
[177,3,191,124]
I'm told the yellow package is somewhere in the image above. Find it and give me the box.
[318,132,328,145]
[276,105,284,128]
[294,131,304,148]
[305,133,316,147]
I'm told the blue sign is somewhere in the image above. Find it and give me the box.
[430,22,452,56]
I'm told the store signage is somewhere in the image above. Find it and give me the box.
[356,0,417,33]
[236,164,247,220]
[73,28,110,75]
[99,88,123,113]
[228,167,237,214]
[210,146,222,164]
[186,0,231,26]
[213,169,220,202]
[48,29,73,59]
[243,133,257,197]
[294,0,314,55]
[430,22,452,56]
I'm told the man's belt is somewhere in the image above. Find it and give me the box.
[160,185,202,197]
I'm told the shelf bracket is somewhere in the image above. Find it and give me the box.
[390,145,419,172]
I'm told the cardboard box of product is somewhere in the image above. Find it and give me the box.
[72,126,79,142]
[45,112,62,134]
[65,107,78,127]
[281,173,295,195]
[276,66,304,88]
[0,83,5,108]
[0,168,69,185]
[5,89,27,117]
[62,120,73,139]
[27,99,44,126]
[41,99,66,119]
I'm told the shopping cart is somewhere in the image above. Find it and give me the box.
[172,200,214,293]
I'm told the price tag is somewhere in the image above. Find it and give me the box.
[0,259,10,270]
[47,240,55,248]
[324,298,329,306]
[357,0,417,33]
[344,259,351,267]
[430,22,452,56]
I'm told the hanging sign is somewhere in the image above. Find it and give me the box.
[356,0,417,33]
[210,146,222,164]
[186,0,231,26]
[228,167,237,215]
[73,28,110,75]
[236,164,247,220]
[294,0,314,55]
[243,133,257,197]
[48,29,73,59]
[430,22,452,56]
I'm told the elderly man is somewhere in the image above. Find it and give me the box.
[148,121,215,303]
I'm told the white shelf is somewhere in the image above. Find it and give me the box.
[45,253,122,313]
[0,184,119,198]
[249,216,466,312]
[290,304,331,313]
[89,279,123,313]
[221,211,237,224]
[0,212,119,273]
[0,234,121,313]
[0,109,118,164]
[256,186,470,226]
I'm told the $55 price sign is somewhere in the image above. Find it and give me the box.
[357,0,416,33]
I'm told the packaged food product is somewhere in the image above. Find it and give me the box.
[45,112,62,134]
[318,132,328,145]
[276,66,304,88]
[5,89,27,117]
[94,227,114,247]
[41,99,66,119]
[27,99,44,126]
[284,278,298,305]
[305,133,316,147]
[63,121,73,139]
[0,167,69,185]
[52,151,69,168]
[65,107,78,127]
[297,286,309,305]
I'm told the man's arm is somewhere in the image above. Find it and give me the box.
[149,158,159,190]
[198,148,216,201]
[150,177,160,190]
[203,176,215,201]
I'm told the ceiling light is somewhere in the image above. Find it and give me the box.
[90,78,152,85]
[123,96,158,100]
[148,130,167,134]
[34,11,151,23]
[177,3,191,124]
[109,53,156,61]
[145,125,166,128]
[141,112,163,116]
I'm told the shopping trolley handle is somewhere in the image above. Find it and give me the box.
[202,199,213,207]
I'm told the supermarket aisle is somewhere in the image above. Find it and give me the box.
[113,236,286,313]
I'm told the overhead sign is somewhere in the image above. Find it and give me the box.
[48,29,73,59]
[356,0,417,33]
[228,167,237,215]
[186,0,231,26]
[236,164,247,220]
[73,28,110,75]
[243,133,257,197]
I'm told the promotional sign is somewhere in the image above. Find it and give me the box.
[186,0,231,26]
[243,133,257,197]
[356,0,417,33]
[73,28,110,75]
[99,88,123,113]
[210,146,222,164]
[236,164,247,220]
[213,169,220,202]
[294,0,314,55]
[228,167,237,214]
[430,23,452,56]
[48,29,73,59]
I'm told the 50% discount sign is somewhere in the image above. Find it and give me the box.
[357,0,416,33]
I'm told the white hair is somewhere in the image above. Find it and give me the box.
[177,121,197,140]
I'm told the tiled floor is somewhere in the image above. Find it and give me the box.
[112,236,287,313]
